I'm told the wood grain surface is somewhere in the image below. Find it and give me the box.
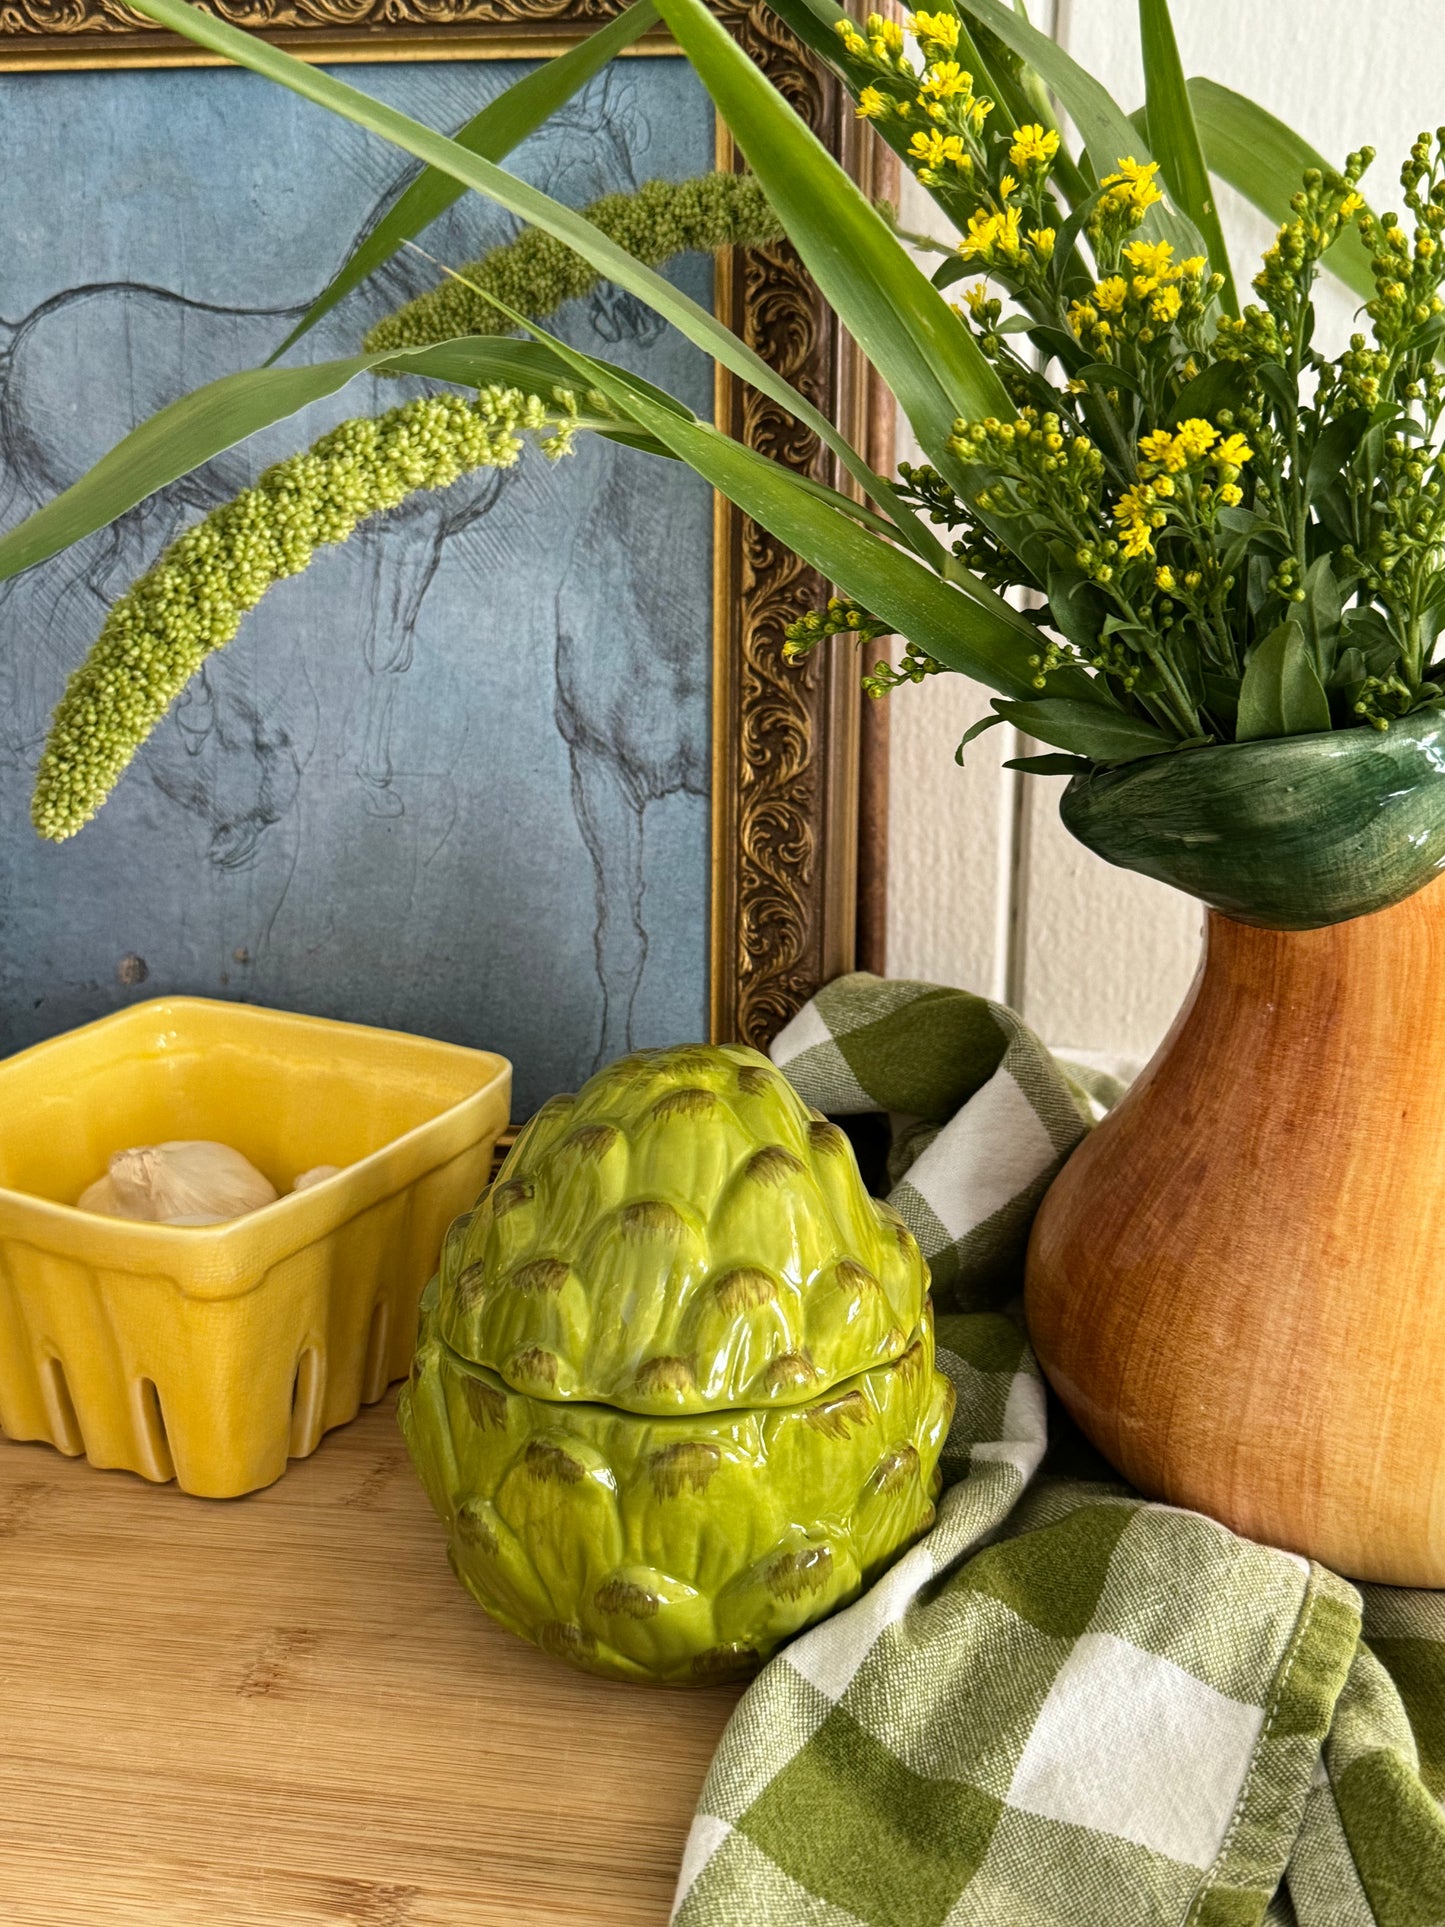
[0,1394,739,1926]
[1025,877,1445,1586]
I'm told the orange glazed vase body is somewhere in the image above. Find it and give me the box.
[1026,712,1445,1587]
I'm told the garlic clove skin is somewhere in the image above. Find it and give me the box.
[292,1164,342,1193]
[78,1141,278,1223]
[77,1173,127,1218]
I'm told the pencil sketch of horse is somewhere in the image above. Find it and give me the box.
[0,65,708,1067]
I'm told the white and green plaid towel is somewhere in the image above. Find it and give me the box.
[672,973,1445,1927]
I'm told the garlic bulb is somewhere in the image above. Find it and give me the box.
[78,1141,278,1225]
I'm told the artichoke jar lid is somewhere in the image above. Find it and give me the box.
[437,1044,930,1416]
[1060,705,1445,931]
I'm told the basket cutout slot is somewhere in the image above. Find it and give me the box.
[361,1299,391,1405]
[134,1377,176,1484]
[289,1346,325,1460]
[40,1356,83,1457]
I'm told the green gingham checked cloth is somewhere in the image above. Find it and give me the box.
[671,974,1445,1927]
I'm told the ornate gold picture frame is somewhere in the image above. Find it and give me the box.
[0,0,887,1076]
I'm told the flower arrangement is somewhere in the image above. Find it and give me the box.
[783,6,1445,769]
[3,0,1441,834]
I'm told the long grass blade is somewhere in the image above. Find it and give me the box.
[956,0,1202,259]
[0,337,665,584]
[957,0,1146,184]
[1138,0,1238,312]
[1188,77,1377,306]
[494,299,1048,697]
[652,0,1015,472]
[121,0,933,556]
[268,0,660,362]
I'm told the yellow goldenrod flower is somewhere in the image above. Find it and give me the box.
[1112,479,1170,560]
[1179,255,1207,278]
[1028,227,1056,260]
[1106,156,1160,191]
[1066,300,1097,337]
[1174,417,1220,461]
[920,60,971,100]
[1009,123,1060,171]
[856,86,889,120]
[1093,275,1128,314]
[1150,285,1183,324]
[909,128,967,170]
[963,280,991,317]
[1122,238,1176,281]
[1217,482,1244,506]
[1138,429,1176,467]
[1115,483,1154,521]
[908,9,959,50]
[960,203,1023,260]
[1130,274,1160,300]
[1101,155,1164,215]
[836,22,870,57]
[1119,520,1155,560]
[967,95,993,134]
[1214,433,1254,469]
[998,174,1019,200]
[1155,566,1177,592]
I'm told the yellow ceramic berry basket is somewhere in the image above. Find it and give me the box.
[0,997,510,1498]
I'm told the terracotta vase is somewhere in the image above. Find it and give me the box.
[1024,709,1445,1586]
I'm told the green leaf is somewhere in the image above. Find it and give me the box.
[1306,412,1368,501]
[1236,617,1333,740]
[992,696,1178,762]
[1045,568,1106,653]
[121,0,926,556]
[268,0,659,362]
[650,0,1013,474]
[1138,0,1238,312]
[1165,357,1250,425]
[1202,671,1239,721]
[958,0,1143,182]
[955,711,1005,764]
[0,335,659,585]
[960,0,1215,258]
[1005,752,1094,775]
[1188,77,1377,306]
[1299,554,1344,676]
[1254,363,1299,420]
[493,301,1047,698]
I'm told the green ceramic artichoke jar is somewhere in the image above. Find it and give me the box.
[400,1042,954,1684]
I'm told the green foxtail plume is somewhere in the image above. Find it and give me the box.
[364,171,781,353]
[32,387,582,842]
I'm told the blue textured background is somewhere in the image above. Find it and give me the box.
[0,57,715,1115]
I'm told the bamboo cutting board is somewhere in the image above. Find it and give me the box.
[0,1394,740,1926]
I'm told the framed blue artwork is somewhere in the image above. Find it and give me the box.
[0,0,883,1117]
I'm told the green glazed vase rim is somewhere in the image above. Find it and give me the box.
[1058,704,1445,931]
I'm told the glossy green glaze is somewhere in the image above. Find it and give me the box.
[400,1041,955,1683]
[439,1042,930,1414]
[400,1281,953,1684]
[1060,708,1445,929]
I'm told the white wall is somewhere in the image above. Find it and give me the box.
[886,0,1445,1052]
